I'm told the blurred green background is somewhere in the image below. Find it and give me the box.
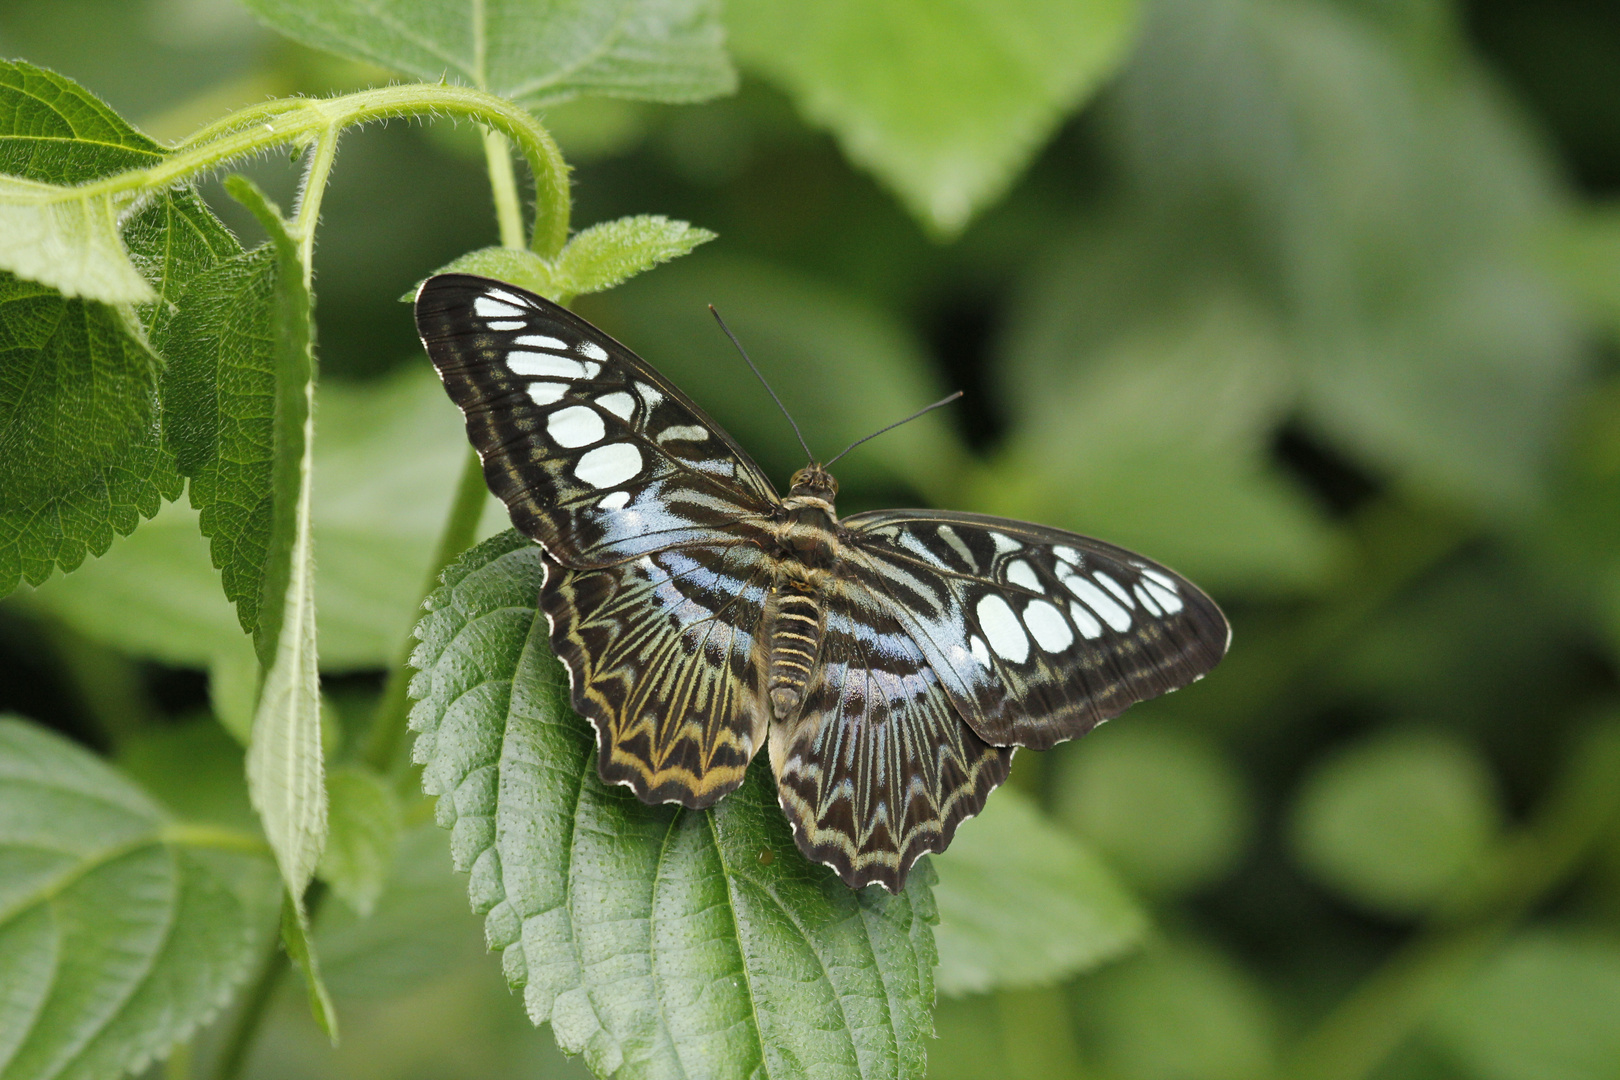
[4,0,1620,1078]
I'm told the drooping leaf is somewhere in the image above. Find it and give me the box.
[930,786,1146,998]
[280,892,339,1042]
[0,59,242,595]
[409,531,937,1080]
[317,766,402,917]
[415,216,716,304]
[238,0,735,106]
[0,715,277,1080]
[728,0,1139,235]
[17,365,504,670]
[0,177,152,304]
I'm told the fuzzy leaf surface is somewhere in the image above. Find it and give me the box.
[0,716,277,1080]
[409,531,937,1080]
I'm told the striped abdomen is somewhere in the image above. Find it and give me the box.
[768,578,823,719]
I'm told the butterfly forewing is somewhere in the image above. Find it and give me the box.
[415,274,780,567]
[843,511,1230,749]
[771,577,1013,891]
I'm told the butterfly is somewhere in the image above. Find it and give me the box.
[415,273,1230,891]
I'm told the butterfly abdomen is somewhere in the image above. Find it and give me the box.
[767,579,823,719]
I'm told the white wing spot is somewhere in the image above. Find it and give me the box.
[1141,568,1180,594]
[1006,559,1041,592]
[1024,600,1074,653]
[578,341,609,361]
[969,635,992,668]
[976,594,1029,663]
[514,334,568,351]
[474,297,524,318]
[576,443,643,488]
[597,491,631,510]
[485,319,526,331]
[657,425,710,443]
[547,405,604,448]
[1069,601,1103,639]
[937,525,976,569]
[636,382,665,409]
[1134,584,1163,616]
[526,382,567,406]
[990,532,1021,554]
[508,352,587,379]
[1063,574,1131,632]
[484,288,529,307]
[1095,571,1135,608]
[1144,579,1184,614]
[1053,545,1082,567]
[597,391,635,420]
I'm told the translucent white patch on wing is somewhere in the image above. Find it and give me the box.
[526,382,567,406]
[636,381,664,409]
[657,425,710,443]
[597,491,631,510]
[597,391,635,420]
[575,443,642,488]
[1069,601,1103,639]
[969,635,992,668]
[1062,574,1131,632]
[1053,545,1082,567]
[1134,584,1163,616]
[1141,567,1180,594]
[1095,571,1135,608]
[937,525,976,569]
[474,297,524,318]
[990,532,1021,555]
[547,405,604,448]
[578,341,609,361]
[975,594,1029,663]
[515,334,568,351]
[485,319,526,331]
[508,352,589,379]
[1005,559,1040,592]
[483,288,529,308]
[1023,600,1073,652]
[1143,579,1183,614]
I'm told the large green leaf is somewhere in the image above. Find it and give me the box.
[0,60,241,596]
[728,0,1139,235]
[409,531,937,1080]
[930,787,1145,997]
[238,0,735,106]
[0,716,277,1080]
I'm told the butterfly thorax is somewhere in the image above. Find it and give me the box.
[765,466,845,719]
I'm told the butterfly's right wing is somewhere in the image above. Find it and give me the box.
[415,274,782,567]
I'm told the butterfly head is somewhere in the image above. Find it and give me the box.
[787,465,839,506]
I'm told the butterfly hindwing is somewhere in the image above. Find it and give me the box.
[843,511,1230,749]
[541,544,775,808]
[415,274,780,567]
[770,577,1013,891]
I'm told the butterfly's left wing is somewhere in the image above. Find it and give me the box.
[841,510,1230,750]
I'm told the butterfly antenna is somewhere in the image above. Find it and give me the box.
[823,391,963,470]
[709,305,815,464]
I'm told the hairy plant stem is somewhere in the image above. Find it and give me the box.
[1286,719,1620,1080]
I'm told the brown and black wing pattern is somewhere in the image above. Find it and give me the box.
[843,510,1230,750]
[415,274,781,568]
[541,543,775,808]
[770,574,1013,891]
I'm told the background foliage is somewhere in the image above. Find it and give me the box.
[2,0,1620,1079]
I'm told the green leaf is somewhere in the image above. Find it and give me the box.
[1290,728,1502,918]
[416,216,716,303]
[1428,929,1620,1080]
[728,0,1138,235]
[0,177,153,304]
[586,254,968,503]
[930,787,1145,997]
[1053,722,1253,897]
[208,633,260,746]
[0,715,277,1080]
[16,365,504,670]
[281,892,340,1043]
[239,0,735,106]
[317,766,402,917]
[988,291,1341,594]
[409,531,937,1080]
[0,60,242,596]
